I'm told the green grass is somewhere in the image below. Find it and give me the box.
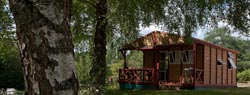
[105,87,250,95]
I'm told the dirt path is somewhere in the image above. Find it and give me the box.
[237,82,250,87]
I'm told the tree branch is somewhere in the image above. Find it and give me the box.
[82,0,96,8]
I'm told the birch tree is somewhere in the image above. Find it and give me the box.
[9,0,79,94]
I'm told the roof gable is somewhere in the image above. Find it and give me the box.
[121,31,185,50]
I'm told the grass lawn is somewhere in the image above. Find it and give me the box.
[105,87,250,95]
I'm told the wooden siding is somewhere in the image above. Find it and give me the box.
[168,64,192,82]
[196,44,204,69]
[232,53,237,85]
[168,64,180,82]
[217,65,222,85]
[204,45,210,84]
[144,51,154,68]
[223,50,228,84]
[217,49,222,85]
[228,69,232,85]
[182,64,193,69]
[162,45,193,82]
[211,48,216,85]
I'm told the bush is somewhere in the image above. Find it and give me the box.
[237,61,250,72]
[107,60,123,85]
[0,40,24,90]
[0,55,24,90]
[237,69,250,82]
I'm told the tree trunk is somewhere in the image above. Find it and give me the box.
[9,0,79,95]
[90,0,107,94]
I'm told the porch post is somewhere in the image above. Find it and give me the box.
[122,50,127,68]
[155,46,160,82]
[180,47,183,84]
[193,43,197,86]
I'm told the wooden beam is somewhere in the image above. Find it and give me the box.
[121,50,127,68]
[209,46,211,85]
[193,43,197,86]
[216,48,217,85]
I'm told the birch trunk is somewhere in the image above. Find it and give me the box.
[90,0,107,95]
[8,0,79,95]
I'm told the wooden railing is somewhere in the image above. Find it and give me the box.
[195,69,204,84]
[119,68,154,82]
[180,68,204,84]
[180,68,194,84]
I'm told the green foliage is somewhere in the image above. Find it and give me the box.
[237,69,250,82]
[75,52,92,85]
[127,51,143,68]
[107,60,123,84]
[0,32,24,90]
[237,61,250,72]
[0,1,14,31]
[0,1,23,90]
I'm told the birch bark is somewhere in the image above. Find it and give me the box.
[9,0,79,95]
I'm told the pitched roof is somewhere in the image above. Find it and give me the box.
[121,31,185,50]
[121,31,239,54]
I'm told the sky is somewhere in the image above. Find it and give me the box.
[139,25,207,39]
[139,21,250,40]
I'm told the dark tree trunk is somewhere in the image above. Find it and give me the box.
[8,0,79,95]
[90,0,107,94]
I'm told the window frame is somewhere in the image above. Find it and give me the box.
[181,50,193,64]
[159,51,168,70]
[168,51,176,64]
[168,51,181,64]
[227,52,236,69]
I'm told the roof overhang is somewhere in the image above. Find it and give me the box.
[121,31,185,50]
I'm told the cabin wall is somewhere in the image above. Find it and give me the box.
[222,50,228,84]
[210,48,216,85]
[168,64,180,82]
[168,64,193,82]
[143,51,154,68]
[167,45,193,82]
[203,45,210,84]
[196,44,204,70]
[217,49,222,85]
[202,43,237,87]
[232,53,237,85]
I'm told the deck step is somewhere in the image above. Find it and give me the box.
[159,82,180,90]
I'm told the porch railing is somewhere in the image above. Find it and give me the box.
[119,68,154,82]
[195,69,204,84]
[180,68,204,84]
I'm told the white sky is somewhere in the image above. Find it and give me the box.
[139,25,207,39]
[139,21,250,40]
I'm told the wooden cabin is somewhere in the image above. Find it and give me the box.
[118,31,238,89]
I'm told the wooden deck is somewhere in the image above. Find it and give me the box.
[119,68,205,89]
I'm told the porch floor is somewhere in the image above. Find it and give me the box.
[159,82,181,90]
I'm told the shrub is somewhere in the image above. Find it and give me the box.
[237,61,250,72]
[237,69,250,82]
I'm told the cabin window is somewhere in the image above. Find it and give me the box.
[169,52,175,63]
[160,52,168,61]
[228,61,232,69]
[217,59,223,65]
[181,50,193,64]
[159,52,168,70]
[227,52,237,69]
[159,51,168,81]
[169,51,181,64]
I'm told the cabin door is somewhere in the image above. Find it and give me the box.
[159,51,169,81]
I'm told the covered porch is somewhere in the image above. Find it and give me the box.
[118,31,204,89]
[118,49,205,89]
